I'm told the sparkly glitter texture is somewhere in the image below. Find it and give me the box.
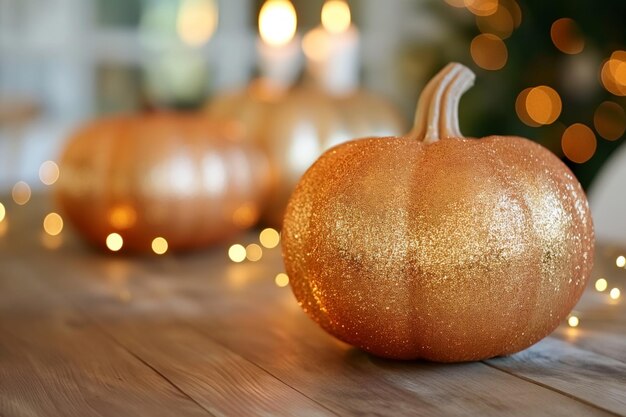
[282,64,594,362]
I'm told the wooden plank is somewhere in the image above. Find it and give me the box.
[553,322,626,365]
[486,337,626,416]
[0,262,212,417]
[50,250,613,417]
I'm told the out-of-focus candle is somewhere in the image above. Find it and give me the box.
[258,0,301,89]
[303,0,359,95]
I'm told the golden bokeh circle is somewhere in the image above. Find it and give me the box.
[550,18,585,55]
[476,5,515,39]
[470,34,508,70]
[525,86,562,125]
[594,101,626,141]
[561,123,597,164]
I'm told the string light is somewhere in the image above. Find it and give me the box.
[151,237,168,255]
[275,273,289,287]
[0,202,5,222]
[610,288,621,300]
[321,0,351,34]
[550,18,584,55]
[12,182,31,205]
[595,278,608,292]
[259,228,280,248]
[43,213,63,236]
[524,86,562,125]
[106,233,124,252]
[567,315,579,328]
[228,244,246,263]
[39,161,60,185]
[616,255,626,268]
[246,243,263,262]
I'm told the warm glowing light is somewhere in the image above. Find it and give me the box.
[0,220,7,237]
[41,233,63,250]
[232,204,258,229]
[465,0,498,17]
[617,255,626,268]
[259,228,280,248]
[108,205,137,230]
[516,88,540,127]
[321,0,351,34]
[12,181,31,205]
[476,5,515,39]
[303,27,330,62]
[275,272,289,287]
[43,213,63,236]
[177,0,218,47]
[525,86,562,125]
[259,0,297,47]
[601,51,626,96]
[0,203,5,222]
[470,34,508,70]
[567,315,579,328]
[551,18,584,55]
[39,161,60,185]
[106,233,124,252]
[595,278,608,292]
[228,244,246,263]
[610,288,621,300]
[561,123,596,164]
[246,243,263,262]
[152,237,168,255]
[594,101,626,141]
[444,0,466,8]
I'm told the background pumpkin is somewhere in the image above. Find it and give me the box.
[56,113,270,253]
[207,79,406,227]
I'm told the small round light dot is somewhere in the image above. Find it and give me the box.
[610,288,621,300]
[43,212,63,236]
[0,202,5,222]
[525,86,562,125]
[321,0,351,34]
[259,228,280,249]
[567,315,579,328]
[470,33,508,71]
[594,101,626,141]
[106,233,124,252]
[152,237,168,255]
[39,160,60,185]
[275,273,289,287]
[595,278,608,292]
[561,123,596,164]
[228,244,246,263]
[550,18,585,55]
[246,243,263,262]
[616,255,626,268]
[12,181,31,206]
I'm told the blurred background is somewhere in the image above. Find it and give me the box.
[1,0,626,244]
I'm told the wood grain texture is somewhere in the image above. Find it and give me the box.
[0,195,625,417]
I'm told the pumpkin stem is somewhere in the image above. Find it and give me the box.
[408,63,475,144]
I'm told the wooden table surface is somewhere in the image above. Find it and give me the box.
[0,196,625,417]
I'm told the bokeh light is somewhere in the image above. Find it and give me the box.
[476,5,515,39]
[610,288,621,300]
[106,233,124,252]
[259,228,280,248]
[465,0,498,16]
[595,278,608,292]
[516,88,540,127]
[525,86,562,125]
[601,51,626,96]
[259,0,297,47]
[617,255,626,268]
[177,0,218,47]
[152,237,168,255]
[228,244,246,263]
[567,315,579,328]
[594,101,626,141]
[275,272,289,287]
[321,0,351,34]
[561,123,596,163]
[108,205,137,230]
[39,161,60,185]
[43,212,63,236]
[470,34,508,70]
[246,243,263,262]
[0,202,5,222]
[550,18,585,55]
[232,204,258,229]
[12,181,31,205]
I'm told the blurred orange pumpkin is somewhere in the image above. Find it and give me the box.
[207,80,406,227]
[56,113,270,253]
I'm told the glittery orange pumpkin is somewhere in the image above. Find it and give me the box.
[282,63,594,362]
[57,113,270,253]
[207,79,406,227]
